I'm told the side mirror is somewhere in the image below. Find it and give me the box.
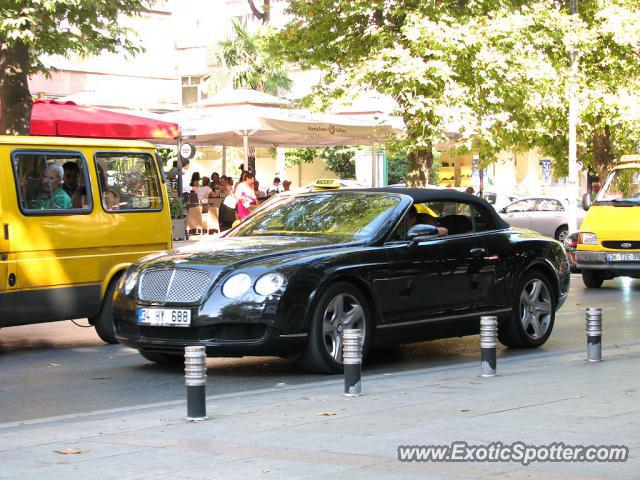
[582,193,591,211]
[499,207,507,214]
[407,224,439,241]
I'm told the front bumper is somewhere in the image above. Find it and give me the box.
[115,320,307,357]
[575,251,640,275]
[113,288,309,357]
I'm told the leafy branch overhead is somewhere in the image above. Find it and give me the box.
[216,19,292,97]
[270,0,640,183]
[286,147,357,179]
[0,0,152,135]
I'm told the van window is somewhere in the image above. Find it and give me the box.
[95,152,163,212]
[13,151,91,213]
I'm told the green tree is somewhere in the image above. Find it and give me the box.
[455,1,640,181]
[387,152,408,185]
[217,19,292,97]
[286,147,356,179]
[0,0,151,135]
[271,1,640,185]
[270,1,480,186]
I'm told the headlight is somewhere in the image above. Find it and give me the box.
[123,270,139,295]
[255,273,286,296]
[222,273,252,298]
[578,232,598,245]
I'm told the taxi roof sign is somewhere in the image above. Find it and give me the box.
[619,155,640,163]
[313,179,341,189]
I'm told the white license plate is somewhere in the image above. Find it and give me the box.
[137,308,191,327]
[605,252,640,262]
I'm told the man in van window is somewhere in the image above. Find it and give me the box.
[35,164,72,210]
[62,161,87,208]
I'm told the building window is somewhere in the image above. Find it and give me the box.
[181,75,208,107]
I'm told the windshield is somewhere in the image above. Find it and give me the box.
[596,168,640,204]
[228,192,401,241]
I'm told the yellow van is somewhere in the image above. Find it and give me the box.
[576,154,640,288]
[0,136,171,342]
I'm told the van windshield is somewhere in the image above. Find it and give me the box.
[595,168,640,205]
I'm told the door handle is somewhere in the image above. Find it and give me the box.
[470,247,486,257]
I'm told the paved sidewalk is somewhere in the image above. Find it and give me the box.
[2,343,639,479]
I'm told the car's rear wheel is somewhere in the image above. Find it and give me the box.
[138,350,185,367]
[299,282,371,374]
[582,269,604,288]
[555,225,568,243]
[91,275,121,345]
[499,270,555,348]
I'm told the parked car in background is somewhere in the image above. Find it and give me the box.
[498,196,585,242]
[481,190,520,212]
[563,232,580,273]
[113,188,569,373]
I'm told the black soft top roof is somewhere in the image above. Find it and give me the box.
[338,187,510,229]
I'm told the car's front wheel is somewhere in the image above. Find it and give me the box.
[499,270,555,348]
[299,282,371,374]
[91,275,121,345]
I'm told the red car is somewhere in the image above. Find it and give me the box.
[563,232,580,273]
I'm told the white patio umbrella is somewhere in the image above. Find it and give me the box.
[164,89,402,186]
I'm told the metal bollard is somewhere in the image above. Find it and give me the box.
[185,346,208,420]
[586,308,603,362]
[480,316,498,377]
[342,329,363,396]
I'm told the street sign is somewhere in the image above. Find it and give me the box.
[180,143,196,160]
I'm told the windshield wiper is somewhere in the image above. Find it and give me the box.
[609,199,640,206]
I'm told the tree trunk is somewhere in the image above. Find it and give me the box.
[247,0,270,23]
[0,40,32,135]
[247,147,256,173]
[591,127,615,182]
[406,145,433,187]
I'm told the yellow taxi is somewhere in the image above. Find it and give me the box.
[0,136,171,342]
[576,154,640,287]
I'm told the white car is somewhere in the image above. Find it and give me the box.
[498,196,585,242]
[481,190,520,211]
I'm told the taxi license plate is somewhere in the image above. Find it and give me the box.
[605,252,640,262]
[137,308,191,327]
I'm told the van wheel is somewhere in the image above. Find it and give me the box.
[92,276,120,344]
[139,350,185,367]
[582,269,604,288]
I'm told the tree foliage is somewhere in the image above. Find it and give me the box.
[286,146,357,179]
[216,19,292,96]
[270,0,640,184]
[0,0,151,135]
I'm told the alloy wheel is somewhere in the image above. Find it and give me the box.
[322,293,365,363]
[519,279,553,340]
[556,228,569,243]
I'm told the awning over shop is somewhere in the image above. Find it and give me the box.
[167,105,398,147]
[163,88,402,147]
[30,100,179,141]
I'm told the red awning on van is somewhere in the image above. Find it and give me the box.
[30,100,179,141]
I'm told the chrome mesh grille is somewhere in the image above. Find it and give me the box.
[139,269,213,304]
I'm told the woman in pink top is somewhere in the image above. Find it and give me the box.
[235,171,257,220]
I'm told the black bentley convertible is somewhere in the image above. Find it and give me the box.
[113,188,570,373]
